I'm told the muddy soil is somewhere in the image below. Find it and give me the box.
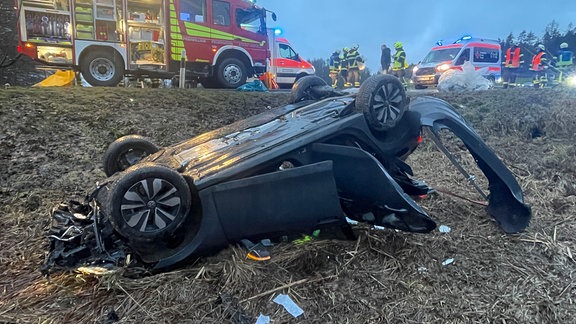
[1,86,575,323]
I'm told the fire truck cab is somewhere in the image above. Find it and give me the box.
[412,36,501,89]
[16,0,300,88]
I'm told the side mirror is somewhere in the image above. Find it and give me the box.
[271,12,277,21]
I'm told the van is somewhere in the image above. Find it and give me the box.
[412,36,501,89]
[270,37,316,88]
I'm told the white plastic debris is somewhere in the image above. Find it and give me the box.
[373,225,386,231]
[417,266,428,274]
[437,61,492,92]
[438,225,452,233]
[273,294,304,318]
[442,258,455,266]
[255,314,270,324]
[345,217,359,225]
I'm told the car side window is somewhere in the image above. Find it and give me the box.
[473,47,499,63]
[455,49,470,65]
[179,0,206,23]
[279,43,299,61]
[213,0,230,26]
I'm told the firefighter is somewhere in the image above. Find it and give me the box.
[555,42,573,68]
[347,45,361,87]
[392,41,408,86]
[502,42,524,88]
[340,47,350,87]
[531,44,548,88]
[555,42,573,82]
[380,44,391,74]
[328,50,341,88]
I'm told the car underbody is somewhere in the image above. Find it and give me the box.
[41,75,531,275]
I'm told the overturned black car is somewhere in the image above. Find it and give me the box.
[44,75,531,273]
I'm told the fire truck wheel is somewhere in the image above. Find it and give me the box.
[289,75,329,103]
[81,49,124,87]
[356,74,408,132]
[106,163,192,242]
[103,135,160,177]
[216,58,247,88]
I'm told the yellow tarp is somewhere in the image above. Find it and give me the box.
[33,70,76,87]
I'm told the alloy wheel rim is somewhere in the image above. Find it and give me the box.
[120,178,182,233]
[372,82,403,124]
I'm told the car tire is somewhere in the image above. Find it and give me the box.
[289,75,329,104]
[356,74,408,132]
[103,135,159,177]
[106,163,192,242]
[216,58,247,88]
[80,49,124,87]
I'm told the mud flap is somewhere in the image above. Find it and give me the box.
[410,96,531,233]
[308,143,437,233]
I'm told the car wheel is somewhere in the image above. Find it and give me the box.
[103,135,159,177]
[216,58,247,88]
[289,75,329,103]
[106,163,192,242]
[80,49,124,87]
[356,74,408,132]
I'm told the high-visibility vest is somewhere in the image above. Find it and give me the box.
[392,49,406,70]
[505,47,522,68]
[531,52,545,71]
[329,54,341,71]
[347,49,360,68]
[556,50,573,67]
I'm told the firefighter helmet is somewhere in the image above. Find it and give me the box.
[560,42,569,49]
[394,42,403,49]
[343,47,349,52]
[538,44,545,51]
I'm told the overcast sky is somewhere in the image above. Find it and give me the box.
[258,0,576,72]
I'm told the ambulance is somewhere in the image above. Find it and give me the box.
[269,37,315,88]
[412,36,501,89]
[15,0,312,88]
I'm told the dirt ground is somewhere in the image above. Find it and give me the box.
[1,85,575,323]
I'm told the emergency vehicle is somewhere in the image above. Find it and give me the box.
[15,0,313,88]
[412,36,501,89]
[270,37,315,88]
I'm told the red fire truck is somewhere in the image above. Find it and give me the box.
[16,0,309,88]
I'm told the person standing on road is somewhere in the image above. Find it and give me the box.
[340,47,350,87]
[502,42,524,88]
[531,44,549,88]
[380,44,391,74]
[347,45,361,87]
[555,42,573,82]
[392,42,408,86]
[328,50,341,88]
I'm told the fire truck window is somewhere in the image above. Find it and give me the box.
[473,47,499,63]
[455,49,470,65]
[279,44,299,61]
[236,8,266,34]
[180,0,206,23]
[213,1,230,26]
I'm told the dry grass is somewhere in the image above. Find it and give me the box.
[1,86,576,323]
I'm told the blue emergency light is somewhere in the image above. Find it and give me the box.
[274,28,283,36]
[455,35,473,43]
